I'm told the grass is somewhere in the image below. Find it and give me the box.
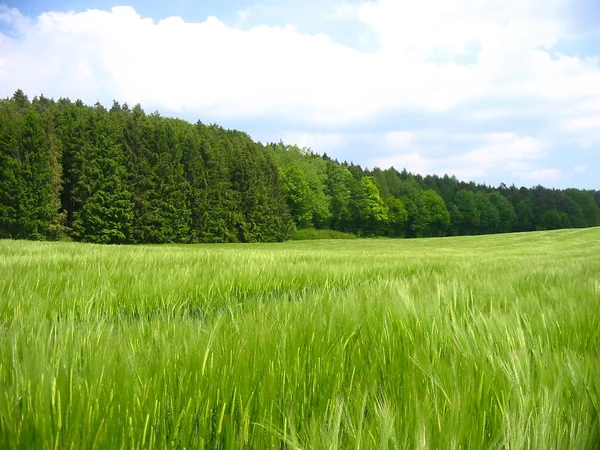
[0,228,599,449]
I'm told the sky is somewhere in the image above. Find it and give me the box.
[1,0,599,189]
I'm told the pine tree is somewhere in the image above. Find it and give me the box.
[54,98,90,236]
[42,109,66,238]
[122,105,157,243]
[0,102,21,238]
[180,122,206,243]
[146,116,191,243]
[71,109,133,243]
[192,124,239,243]
[263,152,293,241]
[18,109,57,239]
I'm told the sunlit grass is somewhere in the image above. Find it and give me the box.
[1,228,599,448]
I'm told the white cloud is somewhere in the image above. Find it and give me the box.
[278,132,345,153]
[333,2,359,20]
[518,168,563,183]
[0,5,31,32]
[0,1,599,126]
[349,0,566,56]
[579,98,600,113]
[384,131,415,148]
[372,132,552,182]
[462,133,546,165]
[0,2,597,188]
[0,6,368,122]
[563,114,600,149]
[373,151,432,174]
[565,115,600,130]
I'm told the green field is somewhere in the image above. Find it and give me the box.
[1,229,599,449]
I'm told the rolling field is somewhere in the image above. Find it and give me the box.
[1,229,599,449]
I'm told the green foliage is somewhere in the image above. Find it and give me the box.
[384,196,408,237]
[0,102,20,238]
[0,93,294,244]
[422,189,450,236]
[269,143,332,230]
[325,161,354,231]
[146,116,191,243]
[538,209,571,230]
[72,138,133,244]
[399,183,450,237]
[17,109,58,239]
[516,197,535,231]
[1,90,597,243]
[564,188,599,227]
[66,108,133,243]
[475,192,500,234]
[291,228,358,240]
[280,166,314,228]
[489,191,517,233]
[399,180,425,237]
[353,176,388,236]
[452,190,480,235]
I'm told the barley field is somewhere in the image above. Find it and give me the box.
[1,229,599,449]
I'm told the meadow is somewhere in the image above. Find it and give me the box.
[0,228,599,449]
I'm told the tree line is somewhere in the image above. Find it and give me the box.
[1,90,598,243]
[269,144,599,237]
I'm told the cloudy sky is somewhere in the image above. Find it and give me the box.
[1,0,599,188]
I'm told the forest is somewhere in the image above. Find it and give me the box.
[1,90,599,244]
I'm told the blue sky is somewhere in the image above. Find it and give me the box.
[1,0,599,189]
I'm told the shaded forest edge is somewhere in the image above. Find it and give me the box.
[1,90,598,244]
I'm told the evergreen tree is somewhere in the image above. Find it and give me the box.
[192,124,240,243]
[71,110,133,244]
[261,151,293,241]
[147,116,191,243]
[42,109,66,238]
[17,109,57,239]
[3,90,597,244]
[12,89,30,114]
[180,122,207,243]
[54,98,90,234]
[122,105,158,243]
[0,102,20,238]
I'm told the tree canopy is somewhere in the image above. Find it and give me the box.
[0,90,597,243]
